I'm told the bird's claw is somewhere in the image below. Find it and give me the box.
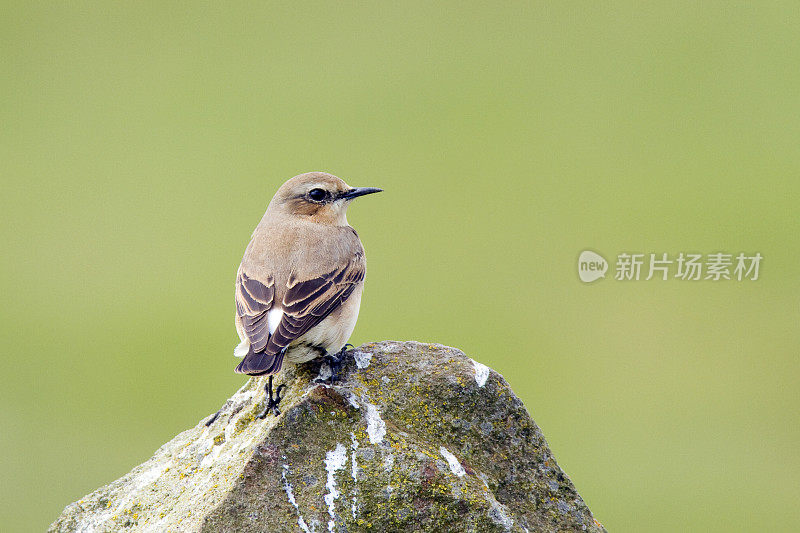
[313,345,352,385]
[258,375,286,418]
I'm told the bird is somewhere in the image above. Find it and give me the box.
[232,171,381,417]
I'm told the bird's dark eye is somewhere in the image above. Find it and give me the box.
[308,188,327,202]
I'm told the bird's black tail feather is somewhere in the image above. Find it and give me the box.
[235,348,285,376]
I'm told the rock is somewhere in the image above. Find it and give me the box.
[49,341,605,533]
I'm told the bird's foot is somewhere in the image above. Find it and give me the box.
[314,345,352,385]
[257,375,286,418]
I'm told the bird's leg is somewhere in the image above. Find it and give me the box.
[313,345,354,384]
[326,344,353,383]
[257,375,287,418]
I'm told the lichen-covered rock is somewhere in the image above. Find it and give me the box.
[49,341,605,533]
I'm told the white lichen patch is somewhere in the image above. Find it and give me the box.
[228,387,259,405]
[350,433,359,519]
[486,493,515,531]
[76,500,116,533]
[350,433,359,482]
[471,359,490,387]
[364,401,386,444]
[200,443,225,468]
[324,443,348,532]
[282,464,311,533]
[439,446,466,477]
[353,350,372,369]
[383,453,395,472]
[137,463,168,487]
[478,472,491,491]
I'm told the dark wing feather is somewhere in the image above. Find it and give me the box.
[235,269,275,355]
[235,348,285,376]
[263,260,365,360]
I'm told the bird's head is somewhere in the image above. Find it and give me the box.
[268,172,382,226]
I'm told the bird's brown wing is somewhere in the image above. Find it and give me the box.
[235,260,364,376]
[234,268,276,375]
[265,259,365,357]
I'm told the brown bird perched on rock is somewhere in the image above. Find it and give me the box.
[232,172,381,417]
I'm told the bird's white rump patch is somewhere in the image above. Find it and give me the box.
[439,446,466,477]
[267,308,284,335]
[472,359,490,387]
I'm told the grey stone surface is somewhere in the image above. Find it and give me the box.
[49,341,606,533]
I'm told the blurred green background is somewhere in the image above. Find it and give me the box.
[2,2,799,531]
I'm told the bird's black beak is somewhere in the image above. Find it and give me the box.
[340,187,383,200]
